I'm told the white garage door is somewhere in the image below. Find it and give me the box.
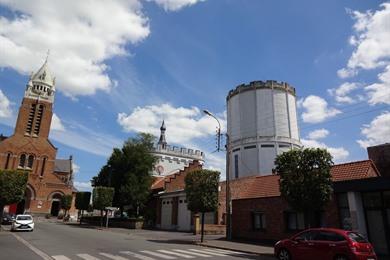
[177,196,191,231]
[161,198,173,230]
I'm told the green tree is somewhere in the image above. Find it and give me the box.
[0,170,28,228]
[185,169,220,242]
[61,194,73,220]
[92,186,114,227]
[91,133,157,217]
[75,192,91,224]
[275,148,333,228]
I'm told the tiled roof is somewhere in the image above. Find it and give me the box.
[331,160,379,182]
[151,176,170,190]
[234,160,380,200]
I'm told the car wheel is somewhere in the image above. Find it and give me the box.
[334,256,348,260]
[278,248,291,260]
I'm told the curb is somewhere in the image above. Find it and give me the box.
[195,242,275,257]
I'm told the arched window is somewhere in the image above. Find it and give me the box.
[33,105,44,135]
[40,157,47,177]
[26,104,36,134]
[27,155,34,169]
[19,154,26,168]
[5,152,12,169]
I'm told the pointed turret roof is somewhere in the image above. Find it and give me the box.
[31,57,55,89]
[158,120,167,147]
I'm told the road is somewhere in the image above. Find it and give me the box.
[0,221,270,260]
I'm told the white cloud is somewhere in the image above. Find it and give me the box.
[0,89,12,118]
[328,82,360,104]
[51,113,65,131]
[301,138,349,162]
[72,163,80,174]
[50,121,122,157]
[151,0,204,11]
[365,65,390,105]
[357,111,390,148]
[0,0,204,98]
[339,3,390,105]
[117,103,226,146]
[73,181,92,192]
[307,129,329,140]
[300,95,341,123]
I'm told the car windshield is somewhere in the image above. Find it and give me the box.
[16,216,32,221]
[348,232,367,243]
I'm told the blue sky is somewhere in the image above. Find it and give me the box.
[0,0,389,191]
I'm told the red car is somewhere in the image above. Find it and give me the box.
[274,228,377,260]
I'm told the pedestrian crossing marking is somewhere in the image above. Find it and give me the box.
[203,248,244,255]
[77,253,102,260]
[120,251,155,260]
[157,249,195,258]
[52,256,72,260]
[140,250,177,259]
[172,249,212,257]
[188,249,227,256]
[99,252,129,260]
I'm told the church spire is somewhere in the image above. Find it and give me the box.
[24,53,56,103]
[158,120,167,149]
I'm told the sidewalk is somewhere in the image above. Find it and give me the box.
[197,239,275,258]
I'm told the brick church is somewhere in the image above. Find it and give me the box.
[0,58,76,217]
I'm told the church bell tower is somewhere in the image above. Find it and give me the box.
[14,57,56,139]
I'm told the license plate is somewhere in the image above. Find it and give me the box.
[367,258,375,260]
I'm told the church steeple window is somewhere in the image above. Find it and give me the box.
[26,104,36,134]
[33,105,44,135]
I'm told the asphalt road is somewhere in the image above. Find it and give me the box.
[0,221,265,260]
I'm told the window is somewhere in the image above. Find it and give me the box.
[244,145,256,150]
[363,192,382,208]
[234,154,239,179]
[252,212,266,230]
[5,152,11,169]
[316,231,346,242]
[19,154,26,168]
[40,157,47,177]
[337,193,351,230]
[285,211,305,231]
[295,231,317,241]
[261,144,274,148]
[26,104,36,134]
[33,105,44,135]
[27,155,34,169]
[232,148,240,152]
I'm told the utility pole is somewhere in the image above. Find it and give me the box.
[203,109,231,240]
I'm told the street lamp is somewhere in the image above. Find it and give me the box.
[203,109,232,240]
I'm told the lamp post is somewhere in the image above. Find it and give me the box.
[203,109,231,240]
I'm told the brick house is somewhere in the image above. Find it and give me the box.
[230,160,390,256]
[0,59,76,217]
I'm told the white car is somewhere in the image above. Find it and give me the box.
[11,214,34,232]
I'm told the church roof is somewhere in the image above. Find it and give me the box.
[54,159,72,174]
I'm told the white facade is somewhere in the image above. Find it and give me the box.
[151,146,204,176]
[227,80,302,178]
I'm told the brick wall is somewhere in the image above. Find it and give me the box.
[368,144,390,177]
[164,160,202,192]
[232,196,340,242]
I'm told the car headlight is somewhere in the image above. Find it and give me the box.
[275,240,281,246]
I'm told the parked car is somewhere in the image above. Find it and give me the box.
[274,228,377,260]
[2,213,15,225]
[11,214,34,232]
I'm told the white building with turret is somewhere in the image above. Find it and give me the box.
[151,121,204,176]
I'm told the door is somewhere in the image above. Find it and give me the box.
[290,231,318,260]
[366,210,388,255]
[177,196,191,231]
[50,201,60,216]
[161,198,172,230]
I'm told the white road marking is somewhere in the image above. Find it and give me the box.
[140,250,177,259]
[172,249,212,257]
[157,250,195,258]
[202,248,244,255]
[11,233,52,260]
[52,256,72,260]
[120,251,155,260]
[99,253,129,260]
[188,249,227,256]
[77,253,102,260]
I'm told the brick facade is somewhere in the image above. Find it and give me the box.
[368,143,390,177]
[0,63,76,217]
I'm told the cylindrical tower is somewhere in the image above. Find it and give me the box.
[227,80,302,179]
